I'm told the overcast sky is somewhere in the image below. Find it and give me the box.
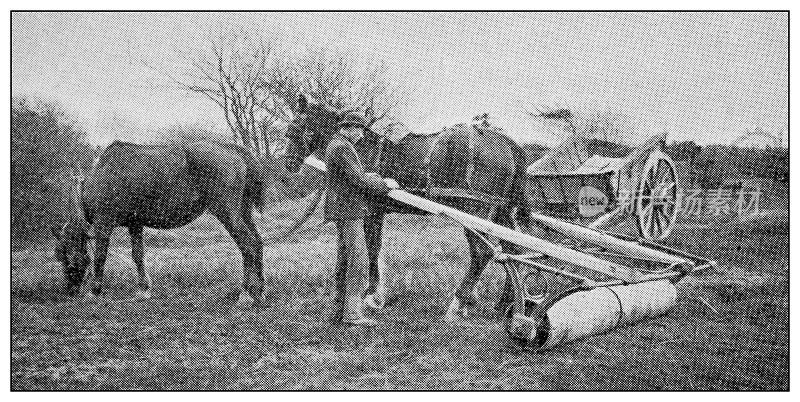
[12,12,788,146]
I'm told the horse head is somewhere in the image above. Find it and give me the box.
[51,175,91,294]
[284,93,380,173]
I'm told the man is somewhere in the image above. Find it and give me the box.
[324,111,397,327]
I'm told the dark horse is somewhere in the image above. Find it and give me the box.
[285,95,531,319]
[52,140,279,306]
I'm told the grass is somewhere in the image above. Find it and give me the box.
[11,186,789,390]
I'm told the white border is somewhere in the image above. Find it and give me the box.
[3,3,795,397]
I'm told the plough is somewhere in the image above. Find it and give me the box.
[304,155,715,350]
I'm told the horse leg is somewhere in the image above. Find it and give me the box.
[363,210,387,309]
[128,225,152,300]
[493,207,520,312]
[214,207,264,307]
[88,226,112,298]
[445,225,493,321]
[240,205,266,306]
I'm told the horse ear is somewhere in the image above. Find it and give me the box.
[365,107,375,127]
[297,93,307,113]
[51,226,61,240]
[321,101,340,117]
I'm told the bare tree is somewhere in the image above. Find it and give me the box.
[298,47,401,123]
[149,30,402,160]
[168,31,287,158]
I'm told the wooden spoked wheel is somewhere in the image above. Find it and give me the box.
[634,150,678,240]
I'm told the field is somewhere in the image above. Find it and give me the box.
[11,183,789,390]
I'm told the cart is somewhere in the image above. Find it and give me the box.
[526,133,679,240]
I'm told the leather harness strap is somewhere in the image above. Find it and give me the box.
[423,132,441,196]
[465,125,476,191]
[427,187,509,207]
[378,124,509,208]
[374,135,386,174]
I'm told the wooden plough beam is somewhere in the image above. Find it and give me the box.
[303,155,707,279]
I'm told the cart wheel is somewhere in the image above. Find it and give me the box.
[634,150,678,240]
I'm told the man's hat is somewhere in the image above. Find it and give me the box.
[338,112,368,128]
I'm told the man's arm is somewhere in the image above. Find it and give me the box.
[329,142,389,195]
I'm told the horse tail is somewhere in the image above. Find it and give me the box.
[218,142,265,213]
[508,142,532,229]
[242,151,266,214]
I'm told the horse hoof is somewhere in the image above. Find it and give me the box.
[235,292,261,308]
[134,290,152,300]
[444,297,470,322]
[235,294,253,308]
[363,291,386,310]
[83,292,100,301]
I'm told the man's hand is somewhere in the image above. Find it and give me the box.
[383,178,400,190]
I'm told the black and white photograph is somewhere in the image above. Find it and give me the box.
[9,10,789,390]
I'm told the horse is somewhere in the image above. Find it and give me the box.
[51,140,290,306]
[284,94,531,320]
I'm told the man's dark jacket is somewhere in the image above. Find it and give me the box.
[324,134,389,221]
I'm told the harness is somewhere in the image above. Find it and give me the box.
[381,123,511,210]
[297,118,514,212]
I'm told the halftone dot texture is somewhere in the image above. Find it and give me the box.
[13,12,787,145]
[12,12,787,390]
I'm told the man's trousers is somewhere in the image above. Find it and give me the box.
[333,219,369,321]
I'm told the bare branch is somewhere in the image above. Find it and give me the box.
[145,29,402,158]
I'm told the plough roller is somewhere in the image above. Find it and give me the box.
[304,156,715,350]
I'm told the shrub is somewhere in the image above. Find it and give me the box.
[11,96,95,246]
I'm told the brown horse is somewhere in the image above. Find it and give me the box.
[52,140,288,305]
[284,95,531,319]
